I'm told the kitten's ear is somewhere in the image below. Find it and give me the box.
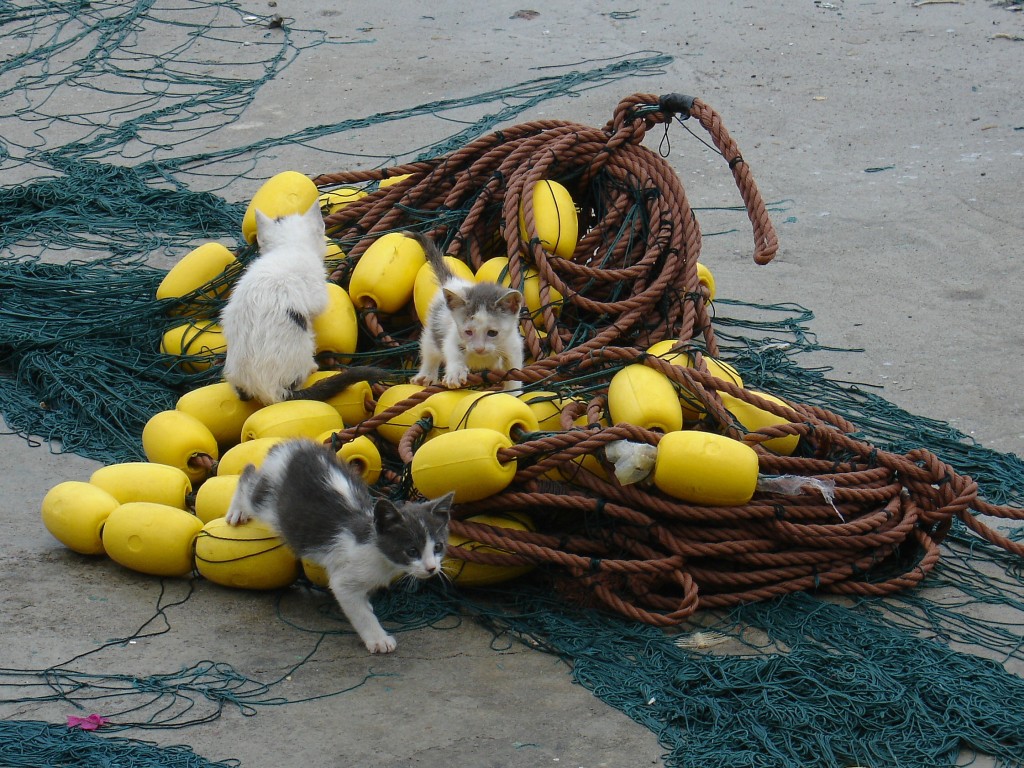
[443,287,467,311]
[254,209,275,242]
[426,492,455,523]
[373,498,402,534]
[302,200,325,236]
[496,289,523,315]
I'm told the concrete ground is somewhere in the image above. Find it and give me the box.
[1,1,1022,766]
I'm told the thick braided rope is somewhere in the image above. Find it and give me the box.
[312,93,1022,625]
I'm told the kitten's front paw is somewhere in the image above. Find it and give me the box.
[364,633,397,654]
[442,368,469,389]
[411,373,437,387]
[225,506,250,526]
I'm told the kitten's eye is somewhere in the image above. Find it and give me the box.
[433,542,445,554]
[464,329,473,337]
[405,546,419,558]
[486,329,499,338]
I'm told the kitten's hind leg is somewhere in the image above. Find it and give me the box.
[329,579,396,654]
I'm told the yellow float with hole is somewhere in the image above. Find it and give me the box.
[217,436,288,475]
[412,428,516,503]
[653,431,759,506]
[348,232,426,313]
[89,462,192,509]
[40,481,121,555]
[719,391,800,456]
[312,282,358,360]
[413,255,476,325]
[240,400,343,442]
[519,179,579,258]
[448,391,540,440]
[317,432,383,485]
[194,517,299,590]
[160,319,227,373]
[156,242,239,315]
[608,364,683,433]
[304,370,374,426]
[102,502,204,577]
[241,170,320,245]
[175,381,263,449]
[142,409,219,485]
[445,512,537,587]
[193,474,241,523]
[519,390,567,431]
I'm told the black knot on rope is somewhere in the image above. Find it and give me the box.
[773,504,787,521]
[658,92,697,119]
[728,155,745,170]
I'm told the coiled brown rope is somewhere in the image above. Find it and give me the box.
[312,93,1022,626]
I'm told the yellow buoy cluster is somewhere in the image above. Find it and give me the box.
[43,168,800,596]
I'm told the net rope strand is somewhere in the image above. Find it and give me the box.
[307,92,1023,626]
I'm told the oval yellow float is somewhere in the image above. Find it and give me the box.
[176,381,263,449]
[311,282,358,360]
[413,255,476,325]
[89,462,192,509]
[102,502,204,577]
[241,171,320,245]
[156,242,239,315]
[607,364,683,433]
[411,428,516,503]
[240,400,343,442]
[40,481,120,555]
[653,431,759,506]
[348,232,426,313]
[195,517,299,590]
[719,391,800,455]
[217,436,288,475]
[304,370,374,426]
[160,319,227,373]
[372,383,427,444]
[319,186,366,214]
[193,474,241,523]
[519,179,579,258]
[448,391,540,440]
[142,409,219,485]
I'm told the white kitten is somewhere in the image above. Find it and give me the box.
[227,438,453,654]
[409,233,525,391]
[220,201,382,403]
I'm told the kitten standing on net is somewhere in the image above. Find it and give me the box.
[220,201,383,404]
[226,438,453,654]
[409,232,525,391]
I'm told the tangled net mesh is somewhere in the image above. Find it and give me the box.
[235,92,1020,626]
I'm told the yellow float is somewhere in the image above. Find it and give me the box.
[719,391,800,455]
[160,319,227,373]
[317,432,383,485]
[102,502,204,577]
[319,186,366,214]
[448,391,540,440]
[175,381,263,449]
[89,462,192,509]
[646,340,743,419]
[475,256,564,325]
[304,370,374,426]
[240,400,343,442]
[653,431,759,506]
[372,383,427,444]
[445,512,537,587]
[411,428,516,503]
[194,517,299,590]
[608,364,683,433]
[217,436,288,475]
[40,481,120,555]
[347,232,426,313]
[156,242,238,315]
[193,474,241,523]
[519,179,579,258]
[311,283,358,360]
[241,170,320,244]
[142,409,219,485]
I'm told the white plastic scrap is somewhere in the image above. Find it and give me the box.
[756,474,844,521]
[604,440,658,485]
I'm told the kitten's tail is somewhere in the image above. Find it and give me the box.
[284,366,386,402]
[408,231,454,284]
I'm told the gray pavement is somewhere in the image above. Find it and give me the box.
[1,1,1022,766]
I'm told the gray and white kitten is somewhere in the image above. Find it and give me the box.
[409,233,524,391]
[220,201,383,404]
[226,438,453,654]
